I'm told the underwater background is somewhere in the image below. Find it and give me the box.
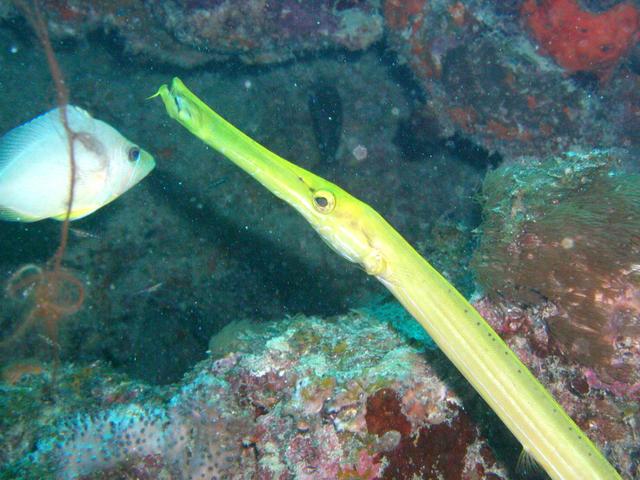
[0,0,639,478]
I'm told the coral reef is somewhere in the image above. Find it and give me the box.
[4,0,639,160]
[384,0,640,159]
[1,4,637,479]
[0,0,383,67]
[469,147,640,475]
[474,295,640,478]
[1,358,44,385]
[53,391,252,479]
[4,307,637,478]
[150,0,383,64]
[2,312,509,479]
[472,149,640,388]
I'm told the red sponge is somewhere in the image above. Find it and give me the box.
[522,0,640,81]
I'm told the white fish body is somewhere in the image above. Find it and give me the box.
[0,106,155,222]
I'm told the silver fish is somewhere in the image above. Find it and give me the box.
[0,106,155,222]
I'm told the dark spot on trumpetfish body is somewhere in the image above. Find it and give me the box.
[307,81,343,164]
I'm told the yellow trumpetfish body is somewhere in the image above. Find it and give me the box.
[154,78,621,480]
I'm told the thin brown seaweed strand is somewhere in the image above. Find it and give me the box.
[16,0,77,271]
[7,1,85,388]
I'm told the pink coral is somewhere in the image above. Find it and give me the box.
[338,450,383,479]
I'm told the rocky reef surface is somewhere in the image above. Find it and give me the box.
[3,0,639,160]
[2,310,510,479]
[2,303,638,478]
[0,0,383,67]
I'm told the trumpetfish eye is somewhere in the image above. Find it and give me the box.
[312,190,335,213]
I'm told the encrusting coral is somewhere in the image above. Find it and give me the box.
[2,303,638,477]
[3,311,508,479]
[473,149,640,384]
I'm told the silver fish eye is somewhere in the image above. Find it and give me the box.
[128,146,141,163]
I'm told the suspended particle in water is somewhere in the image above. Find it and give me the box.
[352,144,368,162]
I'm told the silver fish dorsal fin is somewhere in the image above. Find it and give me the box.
[0,204,41,222]
[0,106,94,173]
